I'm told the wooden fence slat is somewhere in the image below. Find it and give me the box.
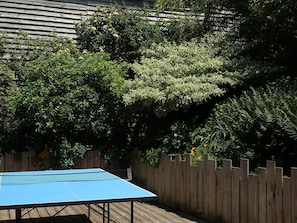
[208,159,216,221]
[20,151,28,171]
[163,155,171,205]
[158,155,166,203]
[185,154,192,211]
[177,156,186,211]
[93,150,100,168]
[5,153,14,172]
[41,153,51,169]
[146,164,154,191]
[13,152,21,171]
[189,164,198,214]
[28,149,36,171]
[197,160,204,216]
[179,156,186,211]
[202,154,209,219]
[216,168,223,219]
[130,151,138,180]
[149,161,156,194]
[275,167,283,223]
[283,177,291,223]
[258,168,267,223]
[267,160,276,223]
[170,156,177,208]
[248,174,258,223]
[240,159,249,223]
[231,167,240,223]
[140,156,148,186]
[155,161,159,197]
[87,150,94,168]
[222,159,232,223]
[74,156,83,168]
[82,151,89,168]
[173,155,180,208]
[291,168,297,223]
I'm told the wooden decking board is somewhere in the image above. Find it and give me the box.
[0,202,205,223]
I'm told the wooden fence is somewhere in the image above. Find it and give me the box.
[131,153,297,223]
[0,149,119,172]
[2,150,295,223]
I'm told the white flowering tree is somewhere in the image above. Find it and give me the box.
[123,34,281,117]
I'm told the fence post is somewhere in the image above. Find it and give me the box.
[216,168,223,219]
[202,154,209,219]
[171,155,179,208]
[20,151,28,171]
[283,177,291,223]
[275,167,283,223]
[86,150,94,168]
[222,159,232,223]
[208,159,217,221]
[28,149,36,171]
[240,159,249,223]
[189,162,198,214]
[185,154,192,211]
[158,155,165,203]
[232,167,240,223]
[197,160,204,216]
[178,155,186,211]
[163,155,171,205]
[5,152,14,172]
[93,150,101,167]
[248,174,258,223]
[258,167,267,223]
[266,160,276,223]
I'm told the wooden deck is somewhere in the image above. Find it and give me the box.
[0,202,206,223]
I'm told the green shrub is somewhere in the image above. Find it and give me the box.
[5,32,77,81]
[75,5,163,63]
[75,4,205,64]
[11,47,129,164]
[190,77,297,172]
[0,63,17,153]
[142,147,166,167]
[16,50,125,134]
[50,137,91,169]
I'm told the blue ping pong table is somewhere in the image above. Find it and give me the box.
[0,168,157,222]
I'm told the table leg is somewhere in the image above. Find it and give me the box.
[102,203,111,223]
[103,203,105,223]
[131,201,134,223]
[16,208,21,223]
[87,204,90,218]
[107,203,110,223]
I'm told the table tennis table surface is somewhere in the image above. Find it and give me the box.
[0,168,156,209]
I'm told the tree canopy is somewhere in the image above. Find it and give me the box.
[123,34,281,116]
[156,0,297,71]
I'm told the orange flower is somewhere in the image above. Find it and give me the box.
[203,143,208,147]
[197,155,203,161]
[190,147,196,156]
